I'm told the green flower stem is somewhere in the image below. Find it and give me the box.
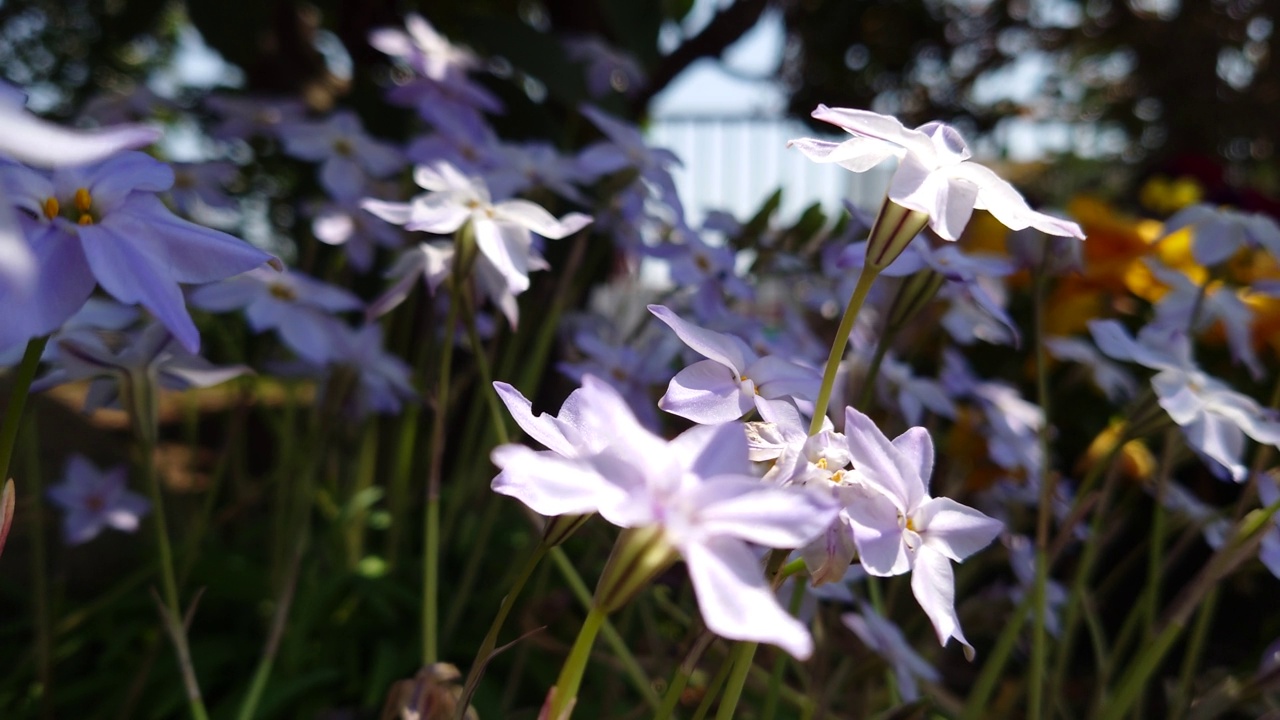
[1170,586,1218,720]
[456,541,550,718]
[960,591,1034,720]
[136,410,209,720]
[1047,435,1129,708]
[691,651,735,720]
[762,579,808,720]
[0,335,48,483]
[654,630,715,720]
[1029,269,1054,720]
[714,641,759,720]
[809,264,880,435]
[424,293,461,666]
[22,425,52,717]
[548,604,608,720]
[712,550,789,719]
[548,546,660,710]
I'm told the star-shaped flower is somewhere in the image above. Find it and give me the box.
[841,407,1003,657]
[46,455,150,545]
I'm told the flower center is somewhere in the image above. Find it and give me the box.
[332,138,354,157]
[85,494,105,513]
[815,457,829,470]
[44,188,97,224]
[694,254,712,272]
[268,283,297,301]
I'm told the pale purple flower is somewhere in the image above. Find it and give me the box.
[0,151,275,353]
[1147,261,1263,379]
[841,407,1003,657]
[168,161,239,215]
[492,375,840,658]
[788,106,1084,242]
[189,267,361,364]
[576,105,683,217]
[370,13,480,81]
[46,455,150,545]
[1005,534,1068,637]
[1255,474,1280,580]
[1044,335,1138,402]
[1089,319,1280,482]
[649,304,820,424]
[1159,481,1230,552]
[1006,227,1084,274]
[204,94,305,141]
[328,324,417,416]
[33,322,251,414]
[558,328,676,430]
[482,142,589,204]
[1163,203,1280,267]
[311,197,405,272]
[877,353,957,426]
[366,242,460,319]
[362,162,591,311]
[843,607,940,702]
[0,88,161,294]
[371,15,501,131]
[280,111,404,200]
[564,36,646,97]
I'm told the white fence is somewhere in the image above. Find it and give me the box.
[646,115,894,226]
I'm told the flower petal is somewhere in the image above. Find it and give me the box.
[648,304,750,373]
[491,445,630,518]
[659,359,752,424]
[914,497,1002,562]
[910,545,973,658]
[684,536,815,659]
[690,476,838,548]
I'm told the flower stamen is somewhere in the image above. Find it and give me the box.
[42,197,59,220]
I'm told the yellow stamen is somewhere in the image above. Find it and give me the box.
[74,188,92,213]
[77,214,93,225]
[816,457,829,470]
[42,197,59,220]
[269,283,297,301]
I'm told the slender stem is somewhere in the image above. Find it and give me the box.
[1170,586,1218,720]
[691,653,734,720]
[138,414,209,720]
[548,605,608,720]
[0,335,48,483]
[461,287,510,445]
[853,324,896,411]
[548,546,661,710]
[456,541,549,718]
[961,592,1034,720]
[809,264,880,435]
[1029,269,1054,720]
[237,541,303,720]
[762,580,808,720]
[714,641,759,720]
[655,631,715,720]
[23,426,52,720]
[424,295,461,666]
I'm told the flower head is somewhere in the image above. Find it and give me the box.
[492,376,839,658]
[788,105,1083,245]
[0,151,276,353]
[841,407,1003,657]
[46,455,150,545]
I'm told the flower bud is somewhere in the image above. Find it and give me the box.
[0,479,15,559]
[542,513,590,547]
[886,268,945,332]
[865,198,930,271]
[593,525,679,614]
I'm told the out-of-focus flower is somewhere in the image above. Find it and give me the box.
[168,161,239,215]
[842,607,940,702]
[280,111,404,200]
[576,105,683,217]
[0,86,161,295]
[1005,534,1068,636]
[492,376,839,658]
[311,197,405,273]
[0,151,275,353]
[1090,320,1280,482]
[189,267,361,364]
[564,36,645,98]
[204,94,305,141]
[649,304,819,424]
[1045,336,1139,402]
[363,162,591,319]
[46,455,150,545]
[1163,204,1280,267]
[329,324,417,416]
[877,353,957,426]
[1147,261,1263,379]
[370,13,479,81]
